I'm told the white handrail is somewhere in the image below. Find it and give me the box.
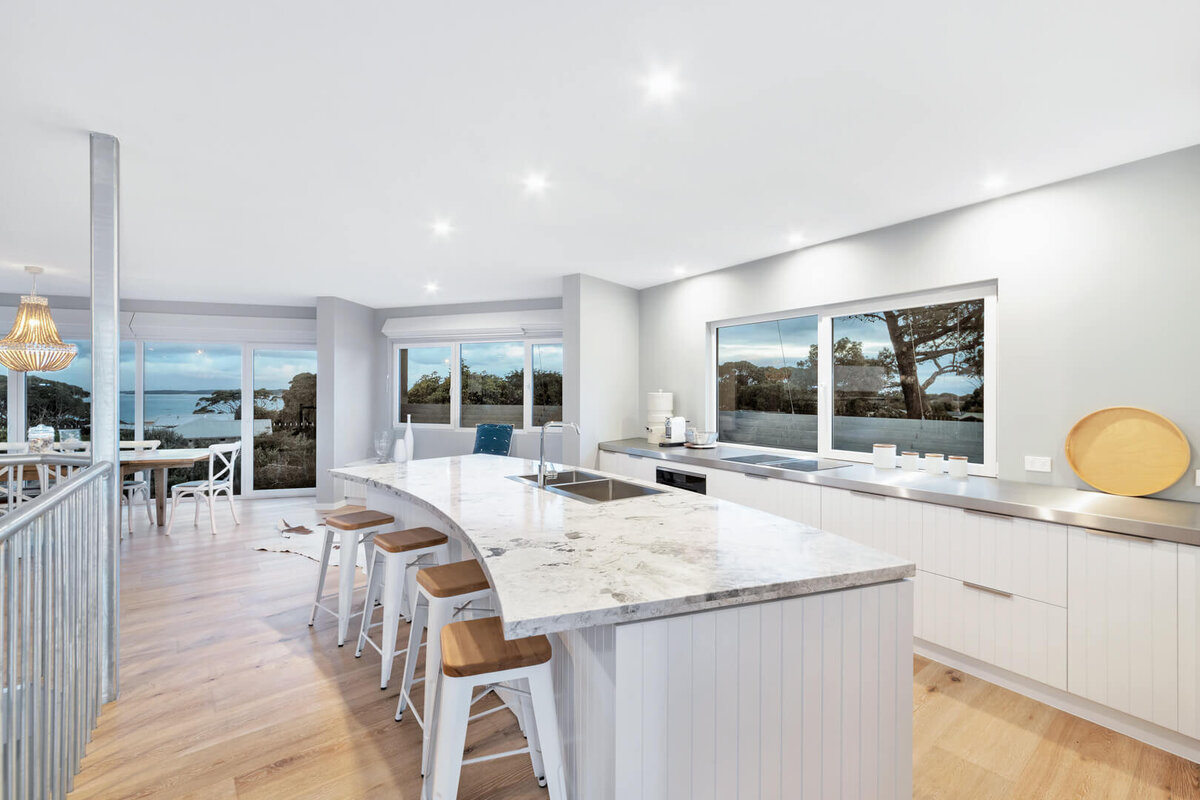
[1,460,115,799]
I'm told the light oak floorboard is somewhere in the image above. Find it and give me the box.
[69,499,1200,799]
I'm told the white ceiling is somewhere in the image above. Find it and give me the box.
[2,1,1198,308]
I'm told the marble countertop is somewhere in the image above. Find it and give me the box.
[600,438,1200,546]
[332,455,914,638]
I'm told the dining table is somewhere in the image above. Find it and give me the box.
[119,448,211,527]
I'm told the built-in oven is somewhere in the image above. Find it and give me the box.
[655,466,707,495]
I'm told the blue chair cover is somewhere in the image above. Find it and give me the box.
[472,424,514,456]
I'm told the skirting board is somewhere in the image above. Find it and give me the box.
[914,638,1200,764]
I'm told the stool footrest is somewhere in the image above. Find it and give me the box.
[461,747,533,767]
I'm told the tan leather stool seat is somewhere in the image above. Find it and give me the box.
[440,617,551,678]
[416,560,491,598]
[374,527,449,553]
[326,509,395,531]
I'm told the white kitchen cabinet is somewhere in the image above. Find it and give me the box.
[1067,527,1178,731]
[1178,543,1200,738]
[704,471,822,528]
[915,570,1067,690]
[820,487,921,564]
[922,505,1067,607]
[597,451,657,482]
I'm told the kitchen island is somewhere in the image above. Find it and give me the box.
[333,455,915,800]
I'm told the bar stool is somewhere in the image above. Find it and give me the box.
[355,527,450,688]
[394,560,497,772]
[308,509,394,646]
[429,617,565,800]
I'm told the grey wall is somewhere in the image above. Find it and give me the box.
[639,144,1200,501]
[316,296,380,504]
[564,274,641,467]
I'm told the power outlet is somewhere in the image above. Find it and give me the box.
[1024,456,1052,473]
[1195,469,1200,487]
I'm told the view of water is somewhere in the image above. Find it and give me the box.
[120,391,283,427]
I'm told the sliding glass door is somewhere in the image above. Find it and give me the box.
[250,348,317,491]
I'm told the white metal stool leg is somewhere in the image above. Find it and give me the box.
[354,549,386,658]
[308,528,335,626]
[521,684,546,786]
[429,675,472,800]
[396,594,429,722]
[527,664,566,799]
[335,528,359,646]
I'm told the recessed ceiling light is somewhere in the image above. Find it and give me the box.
[642,68,681,103]
[430,218,454,237]
[424,281,439,293]
[522,172,550,195]
[787,231,806,247]
[673,265,688,276]
[982,174,1007,192]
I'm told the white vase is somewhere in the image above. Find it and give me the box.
[404,414,415,461]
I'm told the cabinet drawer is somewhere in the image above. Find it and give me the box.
[922,504,1067,607]
[820,487,922,564]
[915,570,1067,690]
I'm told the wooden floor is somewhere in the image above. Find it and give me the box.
[68,498,1200,799]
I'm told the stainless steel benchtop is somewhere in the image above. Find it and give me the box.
[599,438,1200,547]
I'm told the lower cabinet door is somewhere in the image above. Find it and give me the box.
[1067,527,1178,731]
[915,570,1067,690]
[1180,543,1200,739]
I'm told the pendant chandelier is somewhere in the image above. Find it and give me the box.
[0,266,78,372]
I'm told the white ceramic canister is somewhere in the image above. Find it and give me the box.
[872,443,897,469]
[923,453,945,473]
[947,455,969,478]
[900,451,920,471]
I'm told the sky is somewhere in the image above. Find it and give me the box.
[718,316,981,396]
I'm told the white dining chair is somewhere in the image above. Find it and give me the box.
[119,439,161,534]
[165,441,241,535]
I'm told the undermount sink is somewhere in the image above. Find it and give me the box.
[512,470,604,486]
[508,473,664,503]
[549,479,664,503]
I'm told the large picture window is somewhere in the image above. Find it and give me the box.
[461,342,525,429]
[833,299,984,463]
[28,339,92,441]
[399,346,452,424]
[531,343,563,427]
[712,286,994,472]
[717,316,817,451]
[392,339,562,430]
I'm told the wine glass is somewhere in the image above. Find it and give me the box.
[374,431,391,463]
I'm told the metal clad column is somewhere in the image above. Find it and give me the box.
[89,131,120,701]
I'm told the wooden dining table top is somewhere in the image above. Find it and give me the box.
[119,448,211,470]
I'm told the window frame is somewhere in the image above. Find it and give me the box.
[709,282,998,476]
[391,338,563,432]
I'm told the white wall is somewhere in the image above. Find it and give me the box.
[564,274,641,467]
[316,296,379,504]
[639,145,1200,500]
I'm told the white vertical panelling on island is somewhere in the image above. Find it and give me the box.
[1067,527,1179,731]
[1180,543,1200,739]
[613,580,913,800]
[551,625,618,800]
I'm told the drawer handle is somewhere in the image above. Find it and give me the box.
[744,473,770,481]
[962,580,1013,599]
[849,490,886,500]
[963,508,1011,521]
[629,454,644,460]
[1085,527,1154,543]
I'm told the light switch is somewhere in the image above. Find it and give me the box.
[1024,456,1052,473]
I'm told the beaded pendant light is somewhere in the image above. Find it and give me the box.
[0,266,78,372]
